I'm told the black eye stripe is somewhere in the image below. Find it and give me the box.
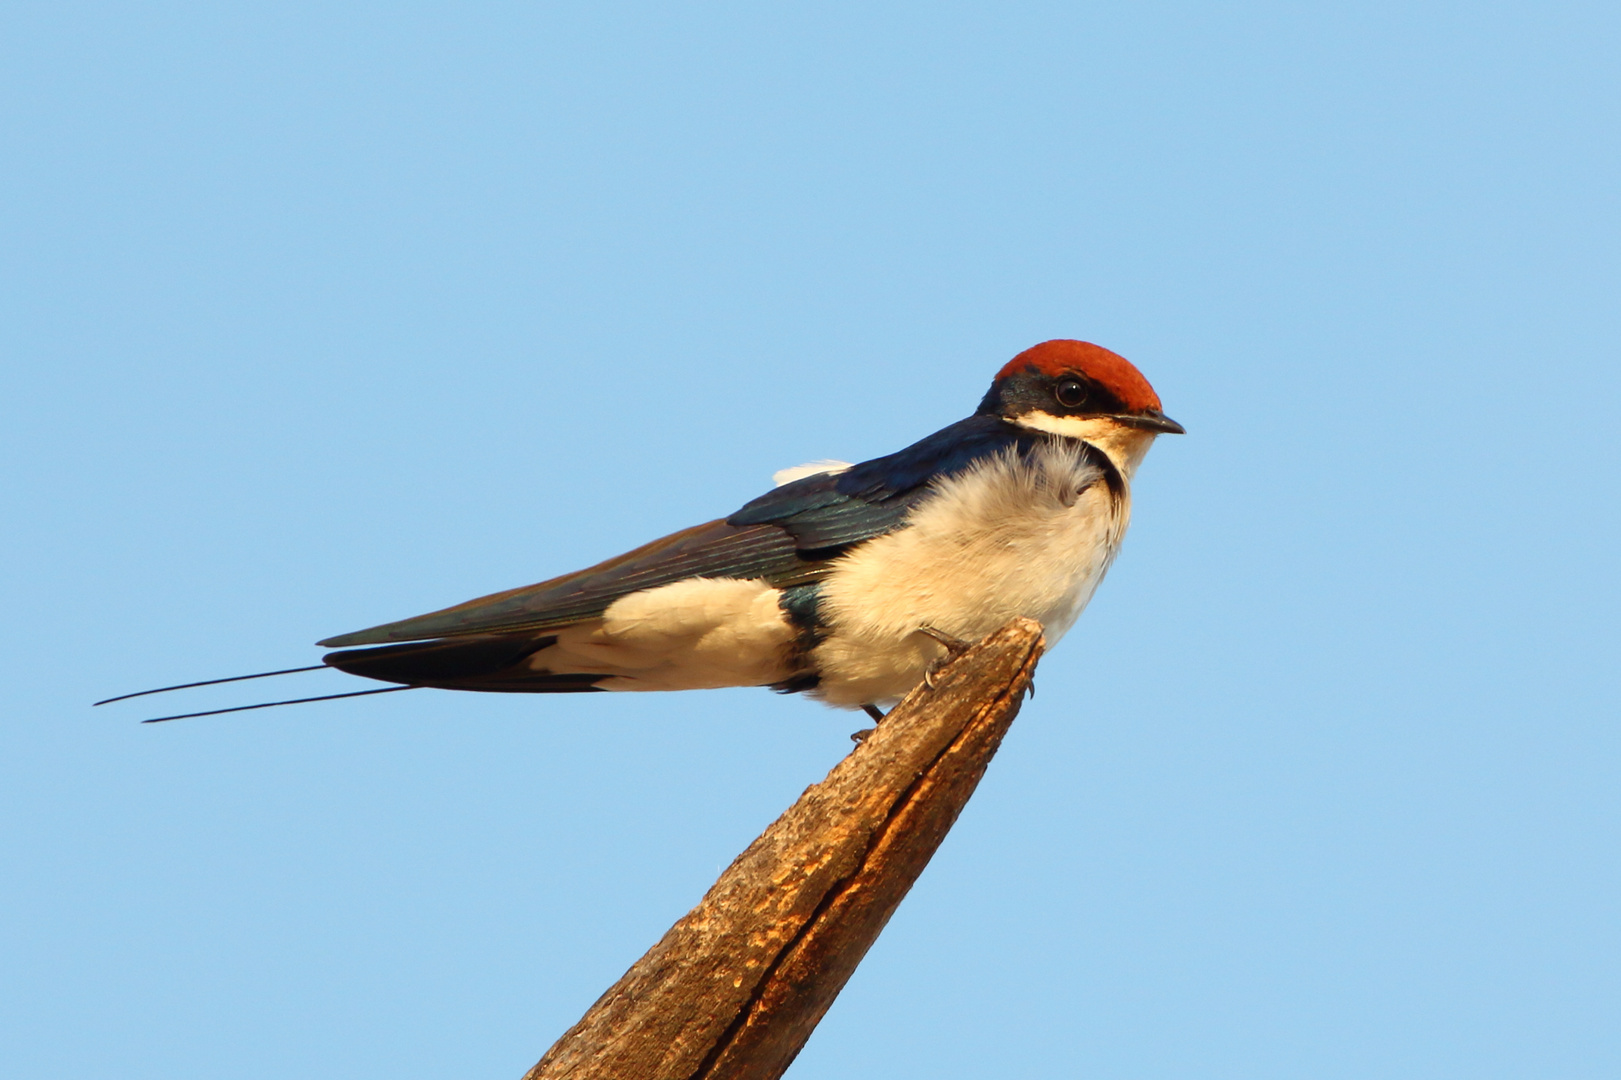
[977,369,1128,419]
[1054,377,1090,408]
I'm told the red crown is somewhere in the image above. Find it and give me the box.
[996,340,1162,413]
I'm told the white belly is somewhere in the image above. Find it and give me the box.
[809,442,1130,707]
[526,577,798,691]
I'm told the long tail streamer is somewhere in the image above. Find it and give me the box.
[141,686,416,723]
[94,665,329,706]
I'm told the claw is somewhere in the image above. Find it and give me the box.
[918,625,974,690]
[850,727,876,744]
[917,625,973,657]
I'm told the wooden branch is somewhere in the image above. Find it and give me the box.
[522,617,1046,1080]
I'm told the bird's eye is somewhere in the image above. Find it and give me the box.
[1054,377,1090,409]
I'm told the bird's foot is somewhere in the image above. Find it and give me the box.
[917,625,974,654]
[851,703,886,743]
[918,625,974,688]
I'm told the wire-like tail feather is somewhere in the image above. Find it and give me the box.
[106,628,603,724]
[141,686,415,723]
[94,665,328,706]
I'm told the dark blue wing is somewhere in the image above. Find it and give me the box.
[318,518,825,646]
[727,414,1038,551]
[320,414,1035,649]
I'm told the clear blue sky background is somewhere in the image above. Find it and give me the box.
[4,3,1618,1077]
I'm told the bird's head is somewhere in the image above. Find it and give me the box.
[978,339,1183,476]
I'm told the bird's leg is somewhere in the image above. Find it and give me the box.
[918,625,974,688]
[917,624,973,656]
[850,702,885,743]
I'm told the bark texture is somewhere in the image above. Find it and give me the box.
[522,617,1045,1080]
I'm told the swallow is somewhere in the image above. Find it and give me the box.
[102,340,1181,723]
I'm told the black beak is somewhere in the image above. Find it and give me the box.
[1117,410,1186,435]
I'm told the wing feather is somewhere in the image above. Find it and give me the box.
[318,519,823,647]
[321,414,1040,649]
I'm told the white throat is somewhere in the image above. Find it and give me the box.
[1009,411,1159,479]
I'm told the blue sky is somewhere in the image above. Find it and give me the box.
[3,3,1618,1077]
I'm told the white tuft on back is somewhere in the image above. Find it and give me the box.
[772,459,854,487]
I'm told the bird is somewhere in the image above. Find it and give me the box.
[101,339,1181,723]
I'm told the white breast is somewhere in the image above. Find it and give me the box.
[809,441,1131,707]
